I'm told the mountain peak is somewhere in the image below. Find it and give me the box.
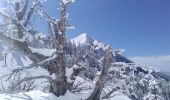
[79,33,88,37]
[70,33,93,46]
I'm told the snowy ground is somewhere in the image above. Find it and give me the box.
[0,90,131,100]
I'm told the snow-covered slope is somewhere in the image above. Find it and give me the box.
[0,33,170,100]
[0,40,51,93]
[0,90,131,100]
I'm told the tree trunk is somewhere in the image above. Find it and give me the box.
[49,0,68,97]
[87,46,113,100]
[50,42,67,96]
[50,78,67,97]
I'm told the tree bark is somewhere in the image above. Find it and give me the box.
[87,46,113,100]
[49,0,68,97]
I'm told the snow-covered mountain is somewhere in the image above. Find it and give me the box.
[0,33,170,100]
[70,33,94,46]
[70,34,133,63]
[70,33,106,51]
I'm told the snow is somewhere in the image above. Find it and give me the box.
[114,49,125,55]
[61,0,75,5]
[66,66,74,82]
[0,51,50,90]
[70,33,109,51]
[93,40,105,50]
[29,46,56,57]
[0,90,131,100]
[34,32,47,39]
[0,33,167,100]
[73,76,94,92]
[61,0,70,5]
[109,95,131,100]
[0,41,51,91]
[66,25,76,30]
[70,33,90,46]
[0,90,89,100]
[71,33,107,50]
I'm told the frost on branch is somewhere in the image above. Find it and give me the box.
[0,0,76,97]
[61,0,75,5]
[87,45,113,100]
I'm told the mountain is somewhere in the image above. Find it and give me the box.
[70,34,133,63]
[70,33,94,46]
[68,34,170,100]
[0,33,170,100]
[162,72,170,76]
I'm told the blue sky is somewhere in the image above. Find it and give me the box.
[41,0,170,57]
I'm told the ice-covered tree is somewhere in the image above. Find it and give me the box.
[0,0,75,97]
[87,46,113,100]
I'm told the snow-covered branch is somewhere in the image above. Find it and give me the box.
[0,31,48,63]
[87,45,113,100]
[13,75,53,89]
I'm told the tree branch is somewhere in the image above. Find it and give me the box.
[13,75,53,90]
[0,31,48,63]
[24,7,33,27]
[0,11,27,32]
[102,87,120,99]
[21,0,29,19]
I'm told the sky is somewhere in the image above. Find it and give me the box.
[40,0,170,56]
[40,0,170,71]
[0,0,170,71]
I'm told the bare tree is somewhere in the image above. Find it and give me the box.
[48,0,70,96]
[0,0,74,97]
[87,46,113,100]
[0,0,116,98]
